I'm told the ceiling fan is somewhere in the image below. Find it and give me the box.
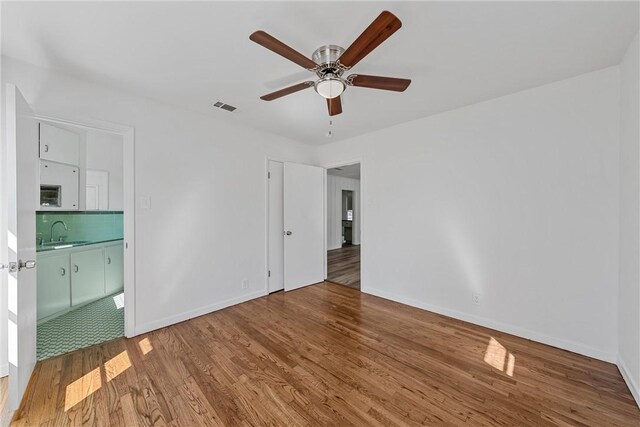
[249,11,411,116]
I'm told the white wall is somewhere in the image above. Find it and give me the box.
[0,52,633,391]
[327,174,360,250]
[1,56,313,336]
[618,32,640,405]
[85,130,124,210]
[315,67,621,362]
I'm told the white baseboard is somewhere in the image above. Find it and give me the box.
[134,289,268,336]
[362,286,617,363]
[618,355,640,408]
[0,363,7,377]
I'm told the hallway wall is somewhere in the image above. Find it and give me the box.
[327,174,360,250]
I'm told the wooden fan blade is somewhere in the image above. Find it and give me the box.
[260,82,315,101]
[250,31,318,70]
[327,96,342,116]
[338,11,402,68]
[349,74,411,92]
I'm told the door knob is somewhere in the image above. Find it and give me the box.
[1,262,17,272]
[285,231,292,236]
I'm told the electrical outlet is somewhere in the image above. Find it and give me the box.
[472,293,480,305]
[242,279,249,290]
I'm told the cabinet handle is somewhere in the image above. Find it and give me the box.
[60,267,65,276]
[107,257,111,265]
[44,144,49,153]
[74,265,79,273]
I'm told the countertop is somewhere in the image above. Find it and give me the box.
[37,238,123,253]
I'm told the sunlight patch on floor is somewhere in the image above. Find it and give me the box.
[112,292,125,309]
[138,337,153,355]
[484,337,516,377]
[65,367,101,411]
[105,350,131,382]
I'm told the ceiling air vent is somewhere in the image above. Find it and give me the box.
[213,101,237,112]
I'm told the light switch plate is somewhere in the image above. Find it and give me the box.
[140,195,151,209]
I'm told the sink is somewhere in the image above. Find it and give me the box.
[41,240,89,247]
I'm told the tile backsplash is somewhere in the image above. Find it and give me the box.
[36,211,123,243]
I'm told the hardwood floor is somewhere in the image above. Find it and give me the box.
[1,376,9,426]
[327,244,360,289]
[11,282,639,426]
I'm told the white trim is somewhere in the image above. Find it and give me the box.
[134,289,267,336]
[0,363,7,377]
[618,355,640,407]
[33,114,136,338]
[363,285,618,363]
[265,156,287,295]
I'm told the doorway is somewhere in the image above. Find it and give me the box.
[1,89,135,416]
[326,163,361,290]
[35,122,126,360]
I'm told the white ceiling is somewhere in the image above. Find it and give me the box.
[2,2,638,145]
[328,163,360,179]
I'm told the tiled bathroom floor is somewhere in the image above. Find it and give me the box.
[37,292,124,360]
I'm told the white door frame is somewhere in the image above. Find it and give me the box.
[33,114,136,337]
[322,159,363,287]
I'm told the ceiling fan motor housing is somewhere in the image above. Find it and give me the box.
[312,45,346,77]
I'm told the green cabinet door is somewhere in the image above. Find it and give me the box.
[70,247,105,306]
[37,253,71,320]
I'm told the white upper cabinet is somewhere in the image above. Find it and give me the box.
[40,160,79,210]
[39,122,80,166]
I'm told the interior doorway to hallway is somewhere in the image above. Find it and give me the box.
[326,163,361,290]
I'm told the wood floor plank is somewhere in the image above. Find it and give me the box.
[11,282,640,426]
[327,245,360,289]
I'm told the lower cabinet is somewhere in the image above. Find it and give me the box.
[37,240,124,321]
[36,253,71,319]
[105,242,124,295]
[70,247,106,306]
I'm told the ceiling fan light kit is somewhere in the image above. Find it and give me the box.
[250,10,411,116]
[315,75,345,99]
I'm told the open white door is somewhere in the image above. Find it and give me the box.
[283,162,324,291]
[2,84,38,411]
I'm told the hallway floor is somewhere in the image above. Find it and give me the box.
[327,244,360,289]
[37,292,124,360]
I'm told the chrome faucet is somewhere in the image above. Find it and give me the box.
[50,220,68,242]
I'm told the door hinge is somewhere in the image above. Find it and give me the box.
[268,172,271,179]
[268,270,271,277]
